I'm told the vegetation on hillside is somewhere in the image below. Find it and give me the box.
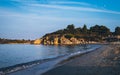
[44,24,120,42]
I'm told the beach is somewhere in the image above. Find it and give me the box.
[42,44,120,75]
[7,44,120,75]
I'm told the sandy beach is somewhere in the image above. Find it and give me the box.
[42,44,120,75]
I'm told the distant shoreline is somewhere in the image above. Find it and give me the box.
[0,38,33,44]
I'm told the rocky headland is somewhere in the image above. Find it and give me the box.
[34,34,97,45]
[33,24,120,45]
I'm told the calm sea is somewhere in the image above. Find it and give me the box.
[0,44,100,74]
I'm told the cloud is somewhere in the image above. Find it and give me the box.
[49,1,92,6]
[29,4,120,15]
[7,0,120,15]
[12,0,92,6]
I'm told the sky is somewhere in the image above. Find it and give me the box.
[0,0,120,39]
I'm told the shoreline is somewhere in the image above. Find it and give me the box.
[55,46,102,67]
[42,44,120,75]
[0,54,68,75]
[2,44,120,75]
[5,44,100,75]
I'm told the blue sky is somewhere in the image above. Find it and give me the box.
[0,0,120,39]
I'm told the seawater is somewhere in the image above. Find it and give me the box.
[0,44,101,74]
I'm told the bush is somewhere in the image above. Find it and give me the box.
[65,34,74,39]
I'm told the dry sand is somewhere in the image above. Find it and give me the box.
[42,44,120,75]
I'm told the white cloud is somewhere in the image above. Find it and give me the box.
[17,1,91,6]
[29,4,120,15]
[49,1,92,6]
[8,0,120,15]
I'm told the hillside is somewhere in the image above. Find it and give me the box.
[33,24,120,45]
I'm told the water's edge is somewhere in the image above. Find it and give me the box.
[40,45,102,75]
[0,55,66,75]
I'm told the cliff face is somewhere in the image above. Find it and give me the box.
[34,39,42,45]
[34,34,87,45]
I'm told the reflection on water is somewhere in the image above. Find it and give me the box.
[0,44,98,69]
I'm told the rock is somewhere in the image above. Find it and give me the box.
[70,37,79,44]
[34,39,42,45]
[60,36,72,44]
[54,37,59,45]
[35,34,87,45]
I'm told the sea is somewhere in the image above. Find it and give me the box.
[0,44,101,75]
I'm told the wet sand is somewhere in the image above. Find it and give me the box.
[42,45,120,75]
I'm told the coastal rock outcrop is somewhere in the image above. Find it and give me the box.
[33,34,88,45]
[33,24,120,45]
[34,39,42,45]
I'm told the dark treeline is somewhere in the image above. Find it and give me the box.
[0,38,33,44]
[46,24,120,42]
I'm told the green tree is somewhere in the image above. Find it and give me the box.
[99,25,110,37]
[90,25,110,37]
[53,29,64,34]
[66,24,75,34]
[82,24,88,35]
[90,25,99,36]
[75,27,82,34]
[65,34,74,39]
[115,26,120,35]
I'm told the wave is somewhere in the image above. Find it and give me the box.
[0,54,67,75]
